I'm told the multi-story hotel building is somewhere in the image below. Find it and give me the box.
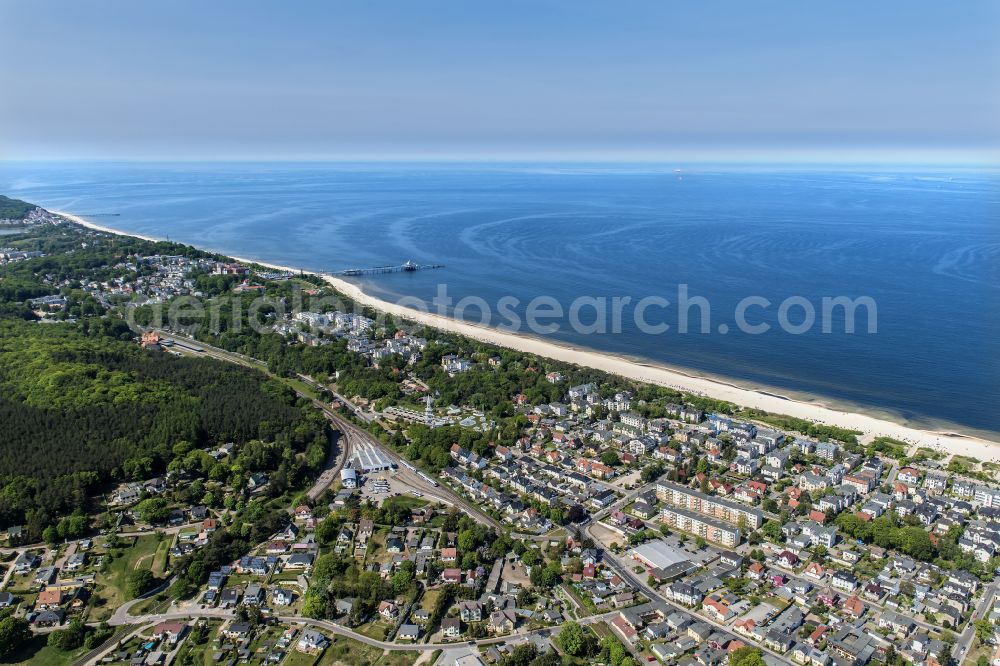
[659,504,741,547]
[655,480,764,530]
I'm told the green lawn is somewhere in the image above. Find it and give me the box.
[381,495,427,512]
[5,572,37,597]
[4,633,89,666]
[283,377,320,399]
[90,535,163,621]
[284,650,321,666]
[591,621,612,639]
[151,539,172,577]
[353,621,389,641]
[271,570,304,583]
[317,635,419,666]
[418,588,442,613]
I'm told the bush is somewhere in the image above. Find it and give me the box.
[0,616,31,658]
[126,569,157,599]
[47,618,87,651]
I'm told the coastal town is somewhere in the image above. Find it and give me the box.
[2,211,1000,666]
[2,0,995,663]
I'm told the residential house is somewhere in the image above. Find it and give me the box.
[297,630,329,654]
[442,617,462,638]
[488,609,517,635]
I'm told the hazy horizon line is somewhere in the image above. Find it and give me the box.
[2,149,998,167]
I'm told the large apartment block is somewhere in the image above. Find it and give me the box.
[659,504,741,547]
[655,480,764,530]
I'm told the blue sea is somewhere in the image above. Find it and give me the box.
[2,161,998,436]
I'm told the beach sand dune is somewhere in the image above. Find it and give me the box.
[56,210,1000,463]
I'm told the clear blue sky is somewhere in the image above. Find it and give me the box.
[1,0,997,161]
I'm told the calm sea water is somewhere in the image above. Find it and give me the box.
[2,161,998,435]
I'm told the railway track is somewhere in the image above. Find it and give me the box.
[156,330,500,529]
[155,331,351,503]
[322,410,503,530]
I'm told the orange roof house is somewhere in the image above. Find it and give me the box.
[37,588,64,608]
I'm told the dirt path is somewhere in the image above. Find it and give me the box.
[412,650,437,666]
[0,551,21,591]
[54,542,77,570]
[133,553,154,570]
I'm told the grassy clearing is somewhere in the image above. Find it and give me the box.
[914,447,945,461]
[151,539,171,577]
[418,588,441,612]
[5,633,89,666]
[964,643,989,666]
[283,377,320,399]
[590,621,612,639]
[90,535,161,622]
[318,635,419,666]
[353,621,389,641]
[284,651,320,666]
[952,455,979,467]
[382,495,428,512]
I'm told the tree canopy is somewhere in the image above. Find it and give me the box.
[0,319,327,538]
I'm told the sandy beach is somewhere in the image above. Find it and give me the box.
[56,209,1000,462]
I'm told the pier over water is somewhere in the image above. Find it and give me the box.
[327,260,445,277]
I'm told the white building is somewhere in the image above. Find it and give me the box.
[340,468,358,488]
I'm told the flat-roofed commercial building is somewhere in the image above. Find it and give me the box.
[628,539,691,570]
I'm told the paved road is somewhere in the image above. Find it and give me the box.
[954,580,998,664]
[80,605,621,665]
[584,519,794,665]
[108,575,177,625]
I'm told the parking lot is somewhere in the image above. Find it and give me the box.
[356,467,427,506]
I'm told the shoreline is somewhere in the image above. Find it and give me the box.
[55,209,1000,462]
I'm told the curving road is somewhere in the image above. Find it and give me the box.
[77,605,623,665]
[583,519,795,665]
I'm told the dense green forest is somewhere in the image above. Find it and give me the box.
[0,318,328,538]
[0,195,34,219]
